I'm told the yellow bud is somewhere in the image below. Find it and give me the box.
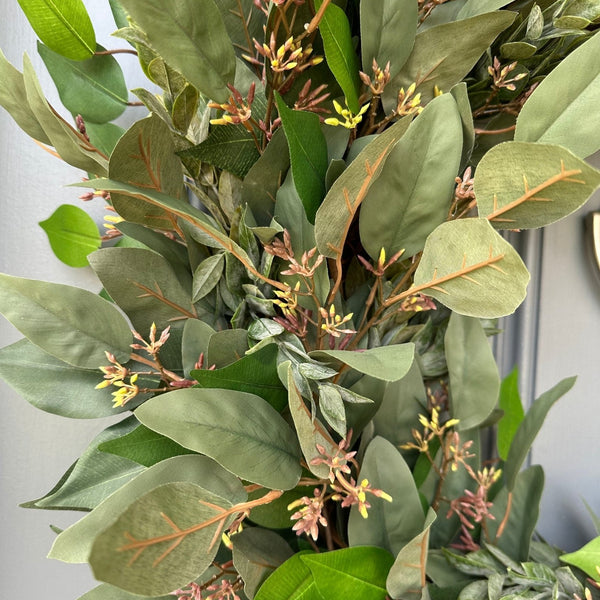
[378,247,386,268]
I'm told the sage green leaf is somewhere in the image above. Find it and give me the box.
[562,0,600,22]
[254,551,323,600]
[172,84,199,133]
[88,247,195,332]
[361,0,417,79]
[0,273,131,368]
[206,328,249,368]
[413,218,529,318]
[192,253,224,302]
[317,383,347,437]
[561,536,600,580]
[109,115,184,229]
[287,365,337,480]
[86,122,125,156]
[232,528,294,599]
[301,546,394,600]
[487,466,544,561]
[457,0,513,19]
[348,436,425,554]
[527,4,545,39]
[18,0,96,60]
[315,115,412,258]
[387,509,437,600]
[217,0,266,61]
[22,55,108,174]
[181,318,215,376]
[39,204,100,267]
[28,418,144,511]
[515,31,600,158]
[275,95,328,223]
[0,339,144,419]
[501,41,537,60]
[135,388,302,489]
[445,313,500,431]
[38,42,128,123]
[497,367,524,461]
[504,376,576,491]
[314,0,361,112]
[78,583,172,600]
[0,49,50,143]
[191,343,288,411]
[310,343,415,382]
[98,424,196,467]
[109,0,129,29]
[450,82,475,171]
[475,142,600,229]
[360,93,463,260]
[118,0,235,102]
[89,482,239,595]
[383,11,516,110]
[49,454,246,563]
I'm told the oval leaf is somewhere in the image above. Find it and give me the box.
[18,0,96,60]
[475,142,600,229]
[497,367,524,461]
[561,536,600,581]
[413,218,530,318]
[192,253,224,302]
[135,388,302,490]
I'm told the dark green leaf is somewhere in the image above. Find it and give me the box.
[18,0,96,60]
[504,376,576,491]
[38,42,128,123]
[135,387,302,489]
[217,0,266,61]
[118,0,236,102]
[497,367,524,461]
[450,82,475,171]
[247,485,314,529]
[86,122,125,156]
[275,94,328,223]
[206,328,249,368]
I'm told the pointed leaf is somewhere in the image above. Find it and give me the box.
[515,32,600,158]
[18,0,96,60]
[39,204,100,267]
[497,367,524,461]
[445,312,500,431]
[192,253,225,302]
[475,142,600,229]
[504,376,576,491]
[0,273,132,368]
[317,383,347,437]
[360,93,463,260]
[413,218,530,318]
[118,0,236,102]
[348,436,425,554]
[135,388,302,489]
[457,0,513,19]
[561,536,600,581]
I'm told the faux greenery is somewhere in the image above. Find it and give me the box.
[1,1,600,599]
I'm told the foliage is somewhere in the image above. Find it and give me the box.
[1,1,600,599]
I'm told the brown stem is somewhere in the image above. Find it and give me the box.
[95,48,138,56]
[474,125,516,135]
[304,0,333,35]
[495,491,513,541]
[130,352,184,382]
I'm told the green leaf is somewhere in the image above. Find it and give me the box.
[500,41,537,60]
[475,142,600,230]
[504,376,576,491]
[314,0,361,112]
[18,0,96,60]
[38,42,128,123]
[383,11,516,110]
[0,339,138,419]
[310,343,415,382]
[109,114,184,229]
[315,115,412,258]
[301,546,394,600]
[254,551,324,600]
[118,0,236,102]
[192,253,225,302]
[450,82,475,171]
[85,122,125,156]
[561,536,600,581]
[317,383,347,437]
[206,328,249,368]
[360,0,417,79]
[360,94,463,260]
[135,387,302,490]
[348,436,425,554]
[457,0,513,19]
[232,528,294,599]
[217,0,267,61]
[0,273,131,368]
[413,218,530,318]
[26,417,144,511]
[487,465,545,561]
[497,367,524,461]
[191,343,288,412]
[387,509,437,600]
[275,94,328,223]
[515,31,600,158]
[109,0,129,30]
[88,247,195,333]
[39,204,100,267]
[445,313,500,431]
[181,318,215,376]
[247,486,313,529]
[0,49,50,143]
[98,424,196,467]
[89,482,239,595]
[78,583,172,600]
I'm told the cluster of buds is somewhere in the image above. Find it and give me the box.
[288,488,328,540]
[401,408,461,454]
[170,582,203,600]
[204,578,242,600]
[358,247,405,278]
[273,282,301,317]
[102,213,124,240]
[488,57,527,92]
[324,99,370,129]
[454,167,475,204]
[394,83,423,117]
[208,83,255,130]
[273,309,310,338]
[79,178,110,202]
[251,33,322,75]
[399,293,437,313]
[95,352,140,407]
[294,79,331,115]
[360,59,391,96]
[131,322,171,357]
[320,304,355,347]
[263,230,324,278]
[75,114,90,142]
